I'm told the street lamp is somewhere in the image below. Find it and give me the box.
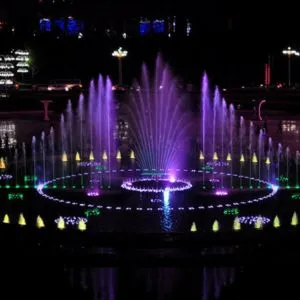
[112,47,128,85]
[282,46,299,87]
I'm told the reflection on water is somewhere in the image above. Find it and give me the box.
[0,120,16,148]
[66,267,235,300]
[161,189,173,231]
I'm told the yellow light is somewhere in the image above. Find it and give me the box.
[273,215,280,228]
[0,157,6,169]
[291,211,298,226]
[78,219,87,231]
[254,216,263,230]
[75,152,81,162]
[213,152,218,161]
[130,150,135,159]
[240,154,245,163]
[57,217,65,230]
[226,153,232,161]
[18,213,26,226]
[252,153,258,163]
[102,151,108,160]
[36,215,45,228]
[199,151,204,160]
[62,151,68,162]
[233,217,241,231]
[190,222,197,232]
[212,220,219,232]
[116,150,122,160]
[89,151,94,161]
[265,157,271,165]
[3,214,9,224]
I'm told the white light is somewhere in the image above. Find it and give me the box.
[112,47,128,58]
[17,68,29,73]
[282,47,300,56]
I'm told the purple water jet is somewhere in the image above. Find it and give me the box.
[127,56,190,171]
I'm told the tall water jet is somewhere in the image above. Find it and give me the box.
[229,104,235,187]
[32,136,36,181]
[258,129,264,185]
[212,87,220,157]
[277,143,282,185]
[239,116,245,186]
[14,148,18,186]
[22,142,26,179]
[221,99,227,188]
[78,94,84,158]
[127,56,189,170]
[266,137,273,182]
[41,131,46,183]
[50,127,55,181]
[201,73,209,165]
[286,146,290,187]
[296,150,300,187]
[67,100,73,175]
[249,121,254,187]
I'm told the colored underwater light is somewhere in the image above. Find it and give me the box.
[36,168,278,211]
[215,189,228,196]
[238,215,270,225]
[84,208,101,217]
[209,178,220,183]
[121,177,192,193]
[0,174,12,180]
[54,216,87,226]
[291,193,300,200]
[8,193,24,200]
[223,207,239,215]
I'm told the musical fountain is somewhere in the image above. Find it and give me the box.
[2,56,297,231]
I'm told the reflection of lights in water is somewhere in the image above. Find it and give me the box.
[0,121,17,149]
[161,188,173,231]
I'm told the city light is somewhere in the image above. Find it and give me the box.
[112,47,128,85]
[282,46,300,86]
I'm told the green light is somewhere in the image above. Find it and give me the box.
[240,186,243,189]
[24,185,29,188]
[34,185,37,189]
[8,193,24,200]
[5,185,10,189]
[286,185,291,189]
[223,207,239,216]
[257,185,261,189]
[15,185,20,188]
[63,185,66,189]
[53,185,57,188]
[296,185,300,189]
[84,208,101,217]
[72,185,76,189]
[250,186,253,189]
[24,175,37,182]
[291,193,300,200]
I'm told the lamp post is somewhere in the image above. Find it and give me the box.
[282,46,299,87]
[112,47,128,85]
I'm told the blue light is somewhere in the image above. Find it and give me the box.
[153,20,165,34]
[53,19,65,32]
[39,18,51,32]
[67,19,84,36]
[139,19,150,36]
[163,188,170,204]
